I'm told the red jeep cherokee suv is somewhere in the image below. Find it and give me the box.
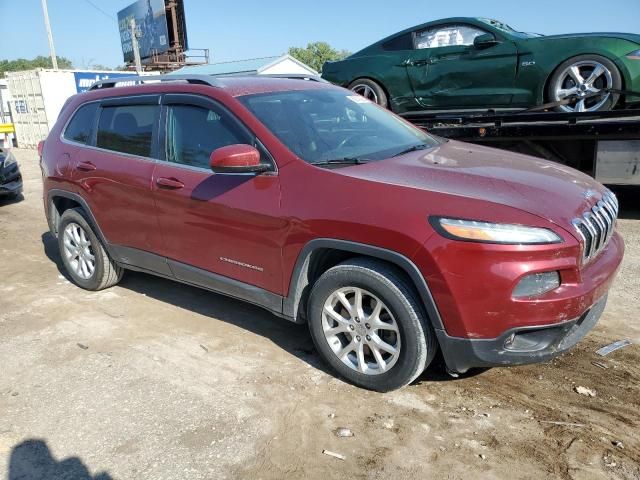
[40,75,624,391]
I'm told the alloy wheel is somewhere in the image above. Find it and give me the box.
[351,84,379,104]
[322,287,401,375]
[552,61,613,112]
[63,222,96,280]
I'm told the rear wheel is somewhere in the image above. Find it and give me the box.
[308,258,437,391]
[549,55,622,112]
[58,208,123,290]
[348,78,389,109]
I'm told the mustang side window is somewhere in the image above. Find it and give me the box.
[96,104,158,157]
[165,104,255,169]
[416,25,486,49]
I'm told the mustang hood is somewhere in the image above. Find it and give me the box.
[343,140,607,228]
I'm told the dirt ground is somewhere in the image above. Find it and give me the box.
[0,148,638,480]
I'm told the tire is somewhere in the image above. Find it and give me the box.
[548,54,622,112]
[348,78,389,109]
[58,208,123,291]
[307,257,437,392]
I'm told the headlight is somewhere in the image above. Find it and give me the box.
[2,152,16,168]
[431,217,562,244]
[626,50,640,60]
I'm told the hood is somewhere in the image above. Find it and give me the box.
[528,32,640,45]
[340,141,607,229]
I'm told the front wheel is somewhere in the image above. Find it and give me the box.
[307,258,437,392]
[548,54,622,112]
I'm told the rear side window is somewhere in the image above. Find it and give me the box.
[64,103,98,145]
[96,104,158,157]
[382,33,413,51]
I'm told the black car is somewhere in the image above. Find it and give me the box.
[0,148,23,199]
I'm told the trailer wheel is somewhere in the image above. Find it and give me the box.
[348,78,389,109]
[548,55,622,112]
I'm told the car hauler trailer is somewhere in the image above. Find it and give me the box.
[404,108,640,186]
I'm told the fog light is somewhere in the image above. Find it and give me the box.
[513,271,560,298]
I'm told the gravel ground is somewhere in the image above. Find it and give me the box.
[0,149,638,479]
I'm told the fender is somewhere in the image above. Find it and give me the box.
[283,239,445,330]
[47,189,111,250]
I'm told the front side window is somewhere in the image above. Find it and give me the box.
[96,104,158,157]
[165,104,250,169]
[239,89,440,165]
[64,103,98,145]
[415,25,486,49]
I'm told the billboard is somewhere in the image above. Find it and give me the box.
[118,0,169,63]
[73,72,139,93]
[172,0,189,52]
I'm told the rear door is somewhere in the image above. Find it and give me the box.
[405,24,518,108]
[69,95,165,267]
[152,93,284,294]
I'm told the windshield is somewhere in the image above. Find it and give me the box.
[477,18,543,38]
[238,89,441,165]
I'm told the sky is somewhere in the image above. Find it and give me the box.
[2,0,640,69]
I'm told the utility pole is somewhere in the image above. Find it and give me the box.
[40,0,58,70]
[129,18,143,74]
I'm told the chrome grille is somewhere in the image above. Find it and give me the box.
[572,191,618,263]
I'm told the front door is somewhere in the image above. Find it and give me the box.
[405,24,518,109]
[152,94,285,294]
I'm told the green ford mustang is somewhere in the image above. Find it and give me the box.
[322,17,640,114]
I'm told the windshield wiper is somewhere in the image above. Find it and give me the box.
[392,143,430,157]
[312,157,370,166]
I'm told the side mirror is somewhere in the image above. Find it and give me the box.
[473,33,499,49]
[209,144,268,173]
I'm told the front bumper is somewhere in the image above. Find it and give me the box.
[437,295,607,373]
[0,174,22,196]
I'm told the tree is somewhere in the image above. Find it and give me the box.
[288,42,351,73]
[0,55,73,77]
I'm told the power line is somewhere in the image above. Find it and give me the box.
[81,0,117,21]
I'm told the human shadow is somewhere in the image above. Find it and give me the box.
[8,439,112,480]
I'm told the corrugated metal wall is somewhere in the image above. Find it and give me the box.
[6,70,53,149]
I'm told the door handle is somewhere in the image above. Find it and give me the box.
[156,177,185,189]
[77,161,96,171]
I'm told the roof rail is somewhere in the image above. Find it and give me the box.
[88,74,224,91]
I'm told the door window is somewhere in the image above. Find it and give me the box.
[415,25,486,49]
[96,104,159,157]
[165,103,254,169]
[64,102,98,145]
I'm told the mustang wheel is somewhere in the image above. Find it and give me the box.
[308,258,437,391]
[348,78,389,109]
[549,55,622,112]
[58,208,123,290]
